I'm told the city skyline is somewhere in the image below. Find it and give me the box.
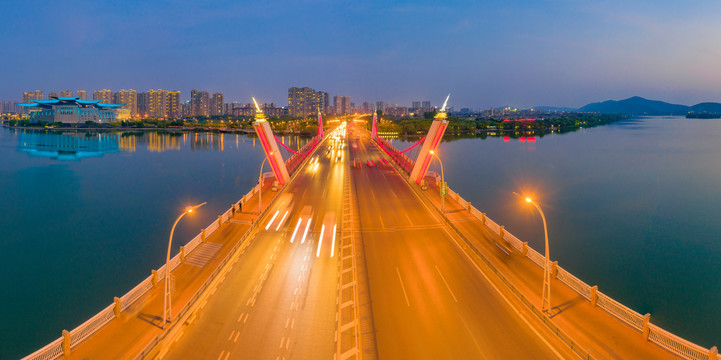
[2,1,720,109]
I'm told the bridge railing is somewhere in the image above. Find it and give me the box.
[22,183,263,360]
[438,182,718,360]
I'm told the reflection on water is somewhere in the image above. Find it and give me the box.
[18,132,120,160]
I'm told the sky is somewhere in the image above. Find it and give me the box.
[2,0,721,109]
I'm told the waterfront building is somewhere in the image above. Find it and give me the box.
[22,91,44,113]
[48,92,59,99]
[211,92,224,116]
[148,89,168,119]
[191,89,210,117]
[137,92,149,118]
[93,89,112,105]
[60,90,73,97]
[116,89,138,118]
[77,90,87,100]
[18,96,123,124]
[288,87,327,117]
[167,91,181,119]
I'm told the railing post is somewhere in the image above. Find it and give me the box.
[710,346,718,360]
[218,215,223,228]
[467,201,472,212]
[642,313,651,340]
[481,213,486,225]
[522,242,528,256]
[151,270,158,287]
[201,229,206,242]
[180,246,186,263]
[499,225,505,239]
[113,297,122,317]
[590,285,598,306]
[551,261,558,278]
[62,330,71,356]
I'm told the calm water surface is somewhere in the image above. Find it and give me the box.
[2,117,720,357]
[389,116,721,348]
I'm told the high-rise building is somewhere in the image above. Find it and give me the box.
[288,87,327,117]
[333,95,351,115]
[137,92,149,118]
[422,101,431,113]
[116,89,138,118]
[48,92,59,99]
[60,90,73,97]
[148,89,168,119]
[167,91,181,119]
[35,90,43,101]
[191,89,210,116]
[211,92,224,116]
[93,89,112,104]
[376,101,385,113]
[77,90,87,100]
[21,91,43,112]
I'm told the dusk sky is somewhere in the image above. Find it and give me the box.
[3,0,720,109]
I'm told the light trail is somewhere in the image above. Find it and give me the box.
[276,211,289,231]
[290,218,302,243]
[331,224,337,257]
[265,210,279,230]
[301,218,312,244]
[316,224,325,258]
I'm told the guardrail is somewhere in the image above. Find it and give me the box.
[443,182,719,360]
[22,184,262,360]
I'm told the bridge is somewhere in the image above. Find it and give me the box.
[24,101,718,360]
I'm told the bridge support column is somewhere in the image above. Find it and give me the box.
[642,313,651,340]
[179,246,186,263]
[590,285,598,307]
[551,261,558,278]
[113,297,122,317]
[62,330,71,356]
[709,346,718,360]
[152,270,158,287]
[410,117,449,184]
[253,119,290,186]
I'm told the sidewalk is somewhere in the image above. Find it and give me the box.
[419,177,678,360]
[66,182,275,360]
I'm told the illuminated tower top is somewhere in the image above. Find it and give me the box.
[252,97,266,122]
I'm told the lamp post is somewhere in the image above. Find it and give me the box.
[163,202,206,329]
[429,150,445,213]
[525,197,552,314]
[258,152,272,214]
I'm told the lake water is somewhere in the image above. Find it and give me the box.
[2,117,720,358]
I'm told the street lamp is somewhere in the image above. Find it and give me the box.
[429,150,445,213]
[524,196,552,314]
[258,152,272,214]
[163,202,206,329]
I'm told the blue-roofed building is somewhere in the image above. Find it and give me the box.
[18,96,124,124]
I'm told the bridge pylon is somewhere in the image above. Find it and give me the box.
[371,110,378,139]
[410,95,450,184]
[318,109,324,139]
[252,98,290,185]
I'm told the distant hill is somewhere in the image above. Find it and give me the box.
[579,96,690,115]
[689,102,721,114]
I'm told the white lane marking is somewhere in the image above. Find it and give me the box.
[266,210,280,230]
[234,332,240,343]
[331,224,337,257]
[316,224,325,257]
[237,313,244,322]
[396,267,411,307]
[276,211,289,231]
[279,337,286,349]
[301,218,312,244]
[228,331,234,341]
[392,190,398,199]
[435,265,458,303]
[243,313,249,323]
[442,227,565,359]
[290,218,303,243]
[379,214,385,229]
[405,213,413,226]
[285,318,290,328]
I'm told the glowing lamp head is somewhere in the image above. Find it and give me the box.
[525,197,532,203]
[430,150,434,155]
[187,209,193,213]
